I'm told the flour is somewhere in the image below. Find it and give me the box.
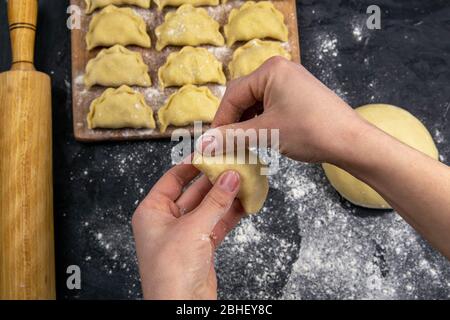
[210,22,449,298]
[217,157,450,300]
[353,25,363,42]
[434,129,445,144]
[351,18,367,42]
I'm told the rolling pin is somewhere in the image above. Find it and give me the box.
[0,0,55,300]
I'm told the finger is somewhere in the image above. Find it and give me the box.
[196,115,271,156]
[240,102,263,121]
[212,56,292,128]
[210,200,246,248]
[175,175,212,214]
[212,64,269,128]
[139,163,199,214]
[189,171,241,233]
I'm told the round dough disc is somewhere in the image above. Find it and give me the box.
[323,104,439,209]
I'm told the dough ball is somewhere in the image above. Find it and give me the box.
[323,104,439,209]
[193,151,269,214]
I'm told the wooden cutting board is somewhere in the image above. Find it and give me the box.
[70,0,301,142]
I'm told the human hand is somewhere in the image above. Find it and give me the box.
[198,57,367,165]
[132,160,244,300]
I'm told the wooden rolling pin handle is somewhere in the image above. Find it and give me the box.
[8,0,38,71]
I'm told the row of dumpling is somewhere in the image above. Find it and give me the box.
[85,0,279,14]
[88,85,220,133]
[86,2,289,50]
[84,41,290,89]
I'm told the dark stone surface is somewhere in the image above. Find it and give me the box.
[0,0,449,300]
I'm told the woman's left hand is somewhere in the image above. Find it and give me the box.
[132,160,244,300]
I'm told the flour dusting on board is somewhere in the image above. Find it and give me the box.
[72,0,298,141]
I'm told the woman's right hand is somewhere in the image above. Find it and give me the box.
[199,57,450,261]
[197,56,368,165]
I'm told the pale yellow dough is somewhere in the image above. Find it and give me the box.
[193,151,269,214]
[158,85,219,133]
[86,5,151,50]
[87,85,156,129]
[229,39,291,79]
[323,104,439,209]
[158,47,226,88]
[154,0,219,10]
[155,5,224,51]
[85,0,151,14]
[84,45,151,89]
[224,1,289,47]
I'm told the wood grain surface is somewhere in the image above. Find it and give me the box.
[0,0,55,300]
[70,0,301,142]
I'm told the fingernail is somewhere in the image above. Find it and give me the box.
[219,171,240,192]
[197,134,217,155]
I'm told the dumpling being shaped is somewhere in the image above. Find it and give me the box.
[229,39,291,79]
[154,0,219,10]
[192,150,269,214]
[86,5,151,50]
[87,85,156,129]
[158,85,219,133]
[155,5,224,51]
[158,47,226,88]
[85,0,151,14]
[224,1,289,47]
[84,45,151,89]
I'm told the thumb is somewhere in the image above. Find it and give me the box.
[196,116,270,156]
[190,171,240,233]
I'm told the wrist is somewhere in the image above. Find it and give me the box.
[323,114,372,167]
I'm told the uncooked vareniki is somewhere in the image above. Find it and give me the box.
[85,0,151,14]
[158,47,226,88]
[87,85,156,129]
[224,1,289,47]
[154,0,219,10]
[155,5,224,51]
[323,104,439,209]
[229,39,291,79]
[193,150,269,214]
[84,45,151,88]
[86,5,151,50]
[158,85,219,133]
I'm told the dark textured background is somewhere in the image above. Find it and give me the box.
[0,0,449,300]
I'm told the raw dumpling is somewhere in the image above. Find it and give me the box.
[323,104,439,209]
[84,45,151,88]
[86,5,151,50]
[87,85,156,129]
[154,0,219,10]
[158,85,219,133]
[85,0,151,14]
[229,39,291,79]
[193,150,269,214]
[158,47,226,88]
[155,5,224,51]
[224,1,289,47]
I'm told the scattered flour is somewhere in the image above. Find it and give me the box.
[217,157,450,300]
